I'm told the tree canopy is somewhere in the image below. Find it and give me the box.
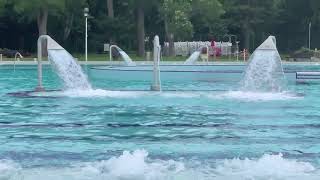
[0,0,319,55]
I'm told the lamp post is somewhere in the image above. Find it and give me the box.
[309,22,312,50]
[84,8,89,62]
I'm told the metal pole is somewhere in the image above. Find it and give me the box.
[36,36,44,91]
[151,35,161,91]
[309,22,312,50]
[85,17,88,62]
[109,45,112,62]
[236,41,239,61]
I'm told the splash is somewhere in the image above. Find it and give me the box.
[59,89,144,98]
[0,151,319,180]
[241,36,286,92]
[29,89,145,98]
[119,50,136,66]
[184,51,201,65]
[48,50,92,90]
[214,153,316,180]
[215,91,301,102]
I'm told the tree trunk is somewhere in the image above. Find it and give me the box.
[107,0,114,44]
[37,7,48,56]
[168,33,175,56]
[244,29,250,51]
[243,18,250,51]
[107,0,114,18]
[63,14,74,41]
[137,5,145,57]
[164,20,175,56]
[244,0,251,51]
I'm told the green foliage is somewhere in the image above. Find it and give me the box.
[0,0,6,16]
[191,0,225,40]
[222,0,282,50]
[12,0,65,20]
[1,0,320,54]
[161,0,193,40]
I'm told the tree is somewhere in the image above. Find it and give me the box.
[0,0,4,12]
[61,0,85,41]
[126,0,158,57]
[191,0,225,41]
[106,0,115,44]
[107,0,114,18]
[309,0,320,49]
[223,0,280,51]
[136,0,145,56]
[13,0,65,37]
[275,0,313,51]
[161,0,193,56]
[12,0,65,55]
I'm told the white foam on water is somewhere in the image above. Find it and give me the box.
[62,89,145,98]
[31,89,203,99]
[214,153,317,180]
[0,151,319,180]
[161,92,202,98]
[0,160,21,180]
[37,89,145,98]
[48,50,92,90]
[213,91,302,102]
[31,90,302,102]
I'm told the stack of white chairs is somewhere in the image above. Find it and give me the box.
[164,41,232,56]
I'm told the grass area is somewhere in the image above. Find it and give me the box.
[73,53,246,61]
[1,53,245,62]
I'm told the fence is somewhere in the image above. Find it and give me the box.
[164,41,232,56]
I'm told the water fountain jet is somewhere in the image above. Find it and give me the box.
[109,45,136,66]
[184,46,209,65]
[240,36,286,92]
[36,35,91,92]
[150,35,161,91]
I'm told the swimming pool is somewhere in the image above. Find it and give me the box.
[1,64,320,179]
[90,64,320,83]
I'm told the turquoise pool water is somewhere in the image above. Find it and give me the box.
[1,64,320,179]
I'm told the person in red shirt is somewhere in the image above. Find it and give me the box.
[210,39,216,56]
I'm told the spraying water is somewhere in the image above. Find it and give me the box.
[48,50,92,90]
[110,45,136,66]
[240,36,286,92]
[184,46,208,65]
[184,51,201,65]
[119,50,136,66]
